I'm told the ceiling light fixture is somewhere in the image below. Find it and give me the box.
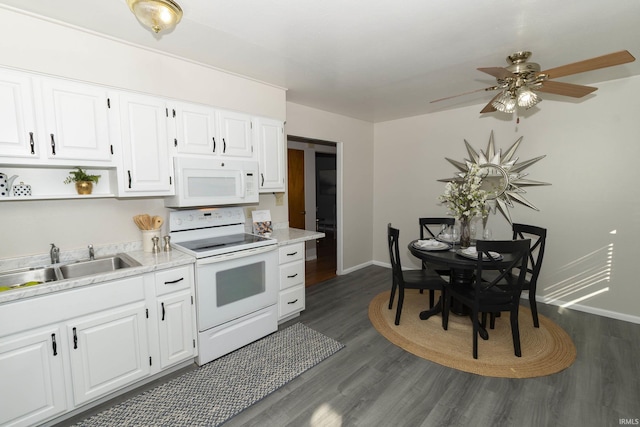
[491,86,541,114]
[127,0,183,34]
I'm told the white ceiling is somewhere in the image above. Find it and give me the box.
[1,0,639,122]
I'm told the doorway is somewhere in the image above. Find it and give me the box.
[287,136,338,286]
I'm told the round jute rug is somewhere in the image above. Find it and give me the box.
[369,289,576,378]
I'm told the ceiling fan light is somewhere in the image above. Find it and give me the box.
[492,90,517,113]
[517,89,541,109]
[127,0,183,34]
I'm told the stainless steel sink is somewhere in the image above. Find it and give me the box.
[59,254,141,279]
[0,267,62,290]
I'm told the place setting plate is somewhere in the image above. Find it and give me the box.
[413,240,451,251]
[456,248,503,261]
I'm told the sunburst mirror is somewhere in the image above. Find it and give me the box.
[439,131,550,223]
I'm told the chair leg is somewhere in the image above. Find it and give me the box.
[472,309,479,359]
[429,289,435,308]
[442,290,450,330]
[481,312,487,327]
[490,313,496,329]
[510,308,522,357]
[529,293,540,328]
[388,279,397,310]
[394,287,405,326]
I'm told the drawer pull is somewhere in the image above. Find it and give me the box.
[287,251,298,256]
[164,277,184,285]
[287,299,299,304]
[287,273,298,278]
[51,333,57,356]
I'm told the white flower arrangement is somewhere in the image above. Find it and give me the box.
[439,164,489,221]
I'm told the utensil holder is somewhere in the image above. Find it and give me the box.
[141,230,161,252]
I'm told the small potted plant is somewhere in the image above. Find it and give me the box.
[64,167,101,195]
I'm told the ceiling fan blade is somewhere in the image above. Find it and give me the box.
[477,67,516,80]
[536,80,598,98]
[480,93,501,113]
[430,86,499,103]
[541,50,636,79]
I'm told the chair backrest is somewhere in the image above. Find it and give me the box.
[419,217,455,239]
[387,223,404,284]
[475,239,531,303]
[512,223,547,289]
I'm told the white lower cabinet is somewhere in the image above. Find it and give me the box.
[278,242,306,321]
[66,302,150,406]
[0,264,197,426]
[154,266,196,369]
[0,326,67,427]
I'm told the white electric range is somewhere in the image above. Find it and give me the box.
[169,207,278,365]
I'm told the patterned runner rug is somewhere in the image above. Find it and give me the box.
[74,323,344,426]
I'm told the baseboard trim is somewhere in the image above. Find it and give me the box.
[340,261,373,275]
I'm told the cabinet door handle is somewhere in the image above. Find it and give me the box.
[29,132,35,155]
[161,302,165,321]
[287,299,299,305]
[164,277,184,285]
[287,273,298,278]
[261,173,265,186]
[287,251,298,256]
[50,134,56,155]
[51,333,58,356]
[212,137,216,152]
[128,170,132,188]
[73,327,78,349]
[223,138,226,153]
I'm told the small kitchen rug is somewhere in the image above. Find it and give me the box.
[73,323,344,427]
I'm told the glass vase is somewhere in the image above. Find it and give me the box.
[459,218,471,249]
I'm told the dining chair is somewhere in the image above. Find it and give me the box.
[387,223,448,325]
[442,239,531,359]
[418,217,455,307]
[482,223,547,328]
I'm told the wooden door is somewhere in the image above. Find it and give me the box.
[287,148,305,229]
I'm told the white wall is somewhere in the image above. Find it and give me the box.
[0,8,286,259]
[373,75,640,321]
[286,102,374,272]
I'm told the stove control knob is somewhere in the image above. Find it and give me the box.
[174,218,183,225]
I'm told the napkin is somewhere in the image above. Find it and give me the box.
[462,247,500,259]
[415,239,442,249]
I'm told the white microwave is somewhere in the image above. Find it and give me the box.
[165,157,259,208]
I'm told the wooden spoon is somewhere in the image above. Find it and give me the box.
[142,214,152,230]
[152,216,163,230]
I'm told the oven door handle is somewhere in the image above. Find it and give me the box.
[196,244,277,265]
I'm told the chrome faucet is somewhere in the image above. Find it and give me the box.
[88,244,95,260]
[50,243,60,264]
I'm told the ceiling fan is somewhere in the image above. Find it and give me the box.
[431,50,636,114]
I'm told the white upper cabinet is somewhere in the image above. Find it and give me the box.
[39,77,114,163]
[171,101,218,155]
[115,92,173,196]
[218,110,254,158]
[0,70,39,160]
[0,69,115,166]
[255,117,285,192]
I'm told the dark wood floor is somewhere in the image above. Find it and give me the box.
[305,230,337,286]
[60,265,640,427]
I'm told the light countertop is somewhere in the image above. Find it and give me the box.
[0,228,324,305]
[0,244,194,305]
[271,228,325,245]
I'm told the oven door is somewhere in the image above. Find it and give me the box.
[194,245,278,330]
